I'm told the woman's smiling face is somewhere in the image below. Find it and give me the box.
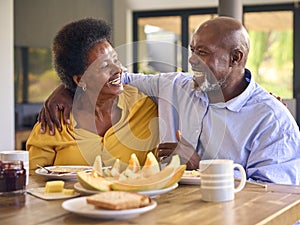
[83,40,124,98]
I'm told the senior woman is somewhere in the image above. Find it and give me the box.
[26,18,159,170]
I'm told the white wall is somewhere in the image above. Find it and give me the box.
[0,0,15,150]
[14,0,112,48]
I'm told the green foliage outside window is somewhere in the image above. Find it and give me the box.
[14,48,60,103]
[247,30,293,98]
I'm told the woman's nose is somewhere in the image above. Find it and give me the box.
[111,61,122,74]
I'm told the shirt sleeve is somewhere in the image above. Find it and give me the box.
[246,120,300,185]
[122,72,162,100]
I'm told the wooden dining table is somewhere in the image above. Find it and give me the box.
[1,170,300,225]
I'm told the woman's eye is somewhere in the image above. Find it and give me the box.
[113,58,120,64]
[99,62,109,69]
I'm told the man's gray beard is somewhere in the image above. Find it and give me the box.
[193,71,227,92]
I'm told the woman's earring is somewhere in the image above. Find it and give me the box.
[82,84,87,92]
[78,81,87,92]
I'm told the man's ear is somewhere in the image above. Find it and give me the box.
[230,49,243,66]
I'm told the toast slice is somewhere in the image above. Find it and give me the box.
[86,191,151,210]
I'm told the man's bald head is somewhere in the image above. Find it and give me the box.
[194,16,250,66]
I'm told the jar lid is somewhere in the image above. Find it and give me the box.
[0,160,24,170]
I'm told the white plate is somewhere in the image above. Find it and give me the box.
[179,170,201,185]
[138,183,178,197]
[27,187,80,200]
[62,197,157,219]
[35,166,92,180]
[74,182,178,198]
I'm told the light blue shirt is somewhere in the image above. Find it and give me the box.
[122,69,300,185]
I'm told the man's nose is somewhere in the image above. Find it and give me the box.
[189,54,199,67]
[189,55,207,67]
[189,53,201,67]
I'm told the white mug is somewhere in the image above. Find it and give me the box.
[199,159,246,202]
[0,150,29,185]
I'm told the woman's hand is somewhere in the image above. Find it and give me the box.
[270,92,287,107]
[38,84,73,135]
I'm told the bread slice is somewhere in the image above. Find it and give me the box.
[86,191,151,210]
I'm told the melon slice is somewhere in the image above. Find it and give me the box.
[163,165,186,188]
[140,152,160,178]
[166,154,181,168]
[110,159,121,177]
[93,155,103,176]
[111,166,176,191]
[77,170,112,191]
[128,153,141,173]
[161,155,186,188]
[111,154,184,191]
[119,153,142,179]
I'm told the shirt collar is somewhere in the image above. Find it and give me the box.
[210,69,256,112]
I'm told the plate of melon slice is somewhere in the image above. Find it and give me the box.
[74,153,185,197]
[74,182,178,198]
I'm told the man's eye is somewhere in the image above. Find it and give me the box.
[199,49,208,55]
[192,49,206,57]
[190,48,207,56]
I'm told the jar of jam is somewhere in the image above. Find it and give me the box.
[0,160,26,195]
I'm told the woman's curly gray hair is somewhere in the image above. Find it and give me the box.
[52,18,112,92]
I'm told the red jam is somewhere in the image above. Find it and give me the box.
[0,160,26,194]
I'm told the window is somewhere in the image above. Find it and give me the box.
[136,16,181,73]
[133,4,297,100]
[14,47,60,132]
[14,47,60,104]
[244,10,293,98]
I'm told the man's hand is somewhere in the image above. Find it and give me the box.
[38,58,115,135]
[156,130,201,170]
[38,84,73,135]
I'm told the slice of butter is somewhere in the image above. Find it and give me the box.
[63,188,75,195]
[45,180,65,193]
